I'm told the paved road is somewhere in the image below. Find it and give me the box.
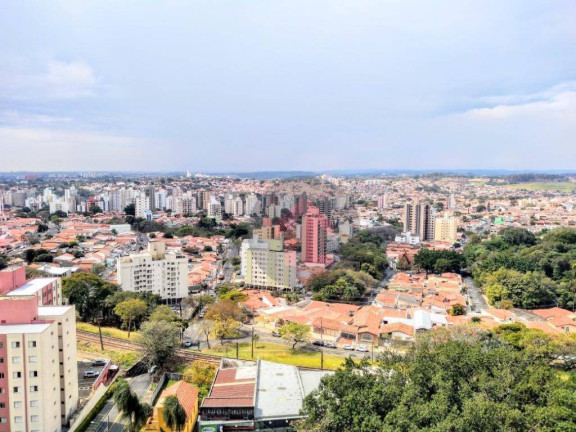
[88,373,152,432]
[464,276,488,311]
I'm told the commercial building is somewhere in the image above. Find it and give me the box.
[301,206,327,266]
[434,213,459,243]
[0,296,79,431]
[117,242,189,300]
[403,200,435,241]
[198,359,331,432]
[241,235,297,291]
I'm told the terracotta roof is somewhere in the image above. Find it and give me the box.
[160,380,199,418]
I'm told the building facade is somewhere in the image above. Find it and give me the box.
[241,236,297,291]
[117,242,189,300]
[301,206,327,266]
[0,296,79,431]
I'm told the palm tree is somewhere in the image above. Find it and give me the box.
[163,395,187,432]
[113,380,152,432]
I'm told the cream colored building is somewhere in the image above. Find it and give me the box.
[117,242,189,300]
[434,213,459,243]
[0,296,78,432]
[241,235,297,291]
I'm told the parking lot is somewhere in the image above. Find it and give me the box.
[77,359,109,400]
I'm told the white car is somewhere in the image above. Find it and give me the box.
[355,345,369,352]
[343,344,355,351]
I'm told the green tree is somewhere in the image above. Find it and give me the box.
[113,380,152,432]
[279,322,310,349]
[124,203,136,216]
[163,395,187,432]
[62,273,117,322]
[138,320,180,370]
[114,299,148,337]
[297,328,576,432]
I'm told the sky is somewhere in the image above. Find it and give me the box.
[0,0,575,172]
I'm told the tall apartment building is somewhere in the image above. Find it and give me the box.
[0,296,79,431]
[377,194,387,209]
[134,195,150,218]
[146,186,156,211]
[224,193,236,215]
[403,200,435,241]
[434,213,459,243]
[233,196,244,217]
[301,206,328,266]
[245,194,261,216]
[207,197,222,218]
[117,242,188,300]
[241,236,297,291]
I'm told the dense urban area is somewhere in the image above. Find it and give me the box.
[1,171,576,431]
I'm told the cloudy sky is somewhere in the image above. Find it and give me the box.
[0,0,575,172]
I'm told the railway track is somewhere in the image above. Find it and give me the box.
[77,330,222,366]
[77,330,326,370]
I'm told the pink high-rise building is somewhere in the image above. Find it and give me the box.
[301,206,327,266]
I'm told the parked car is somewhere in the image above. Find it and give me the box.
[355,345,369,352]
[324,342,336,349]
[343,344,355,350]
[91,359,106,367]
[272,330,281,337]
[183,339,193,348]
[83,370,100,378]
[312,340,325,346]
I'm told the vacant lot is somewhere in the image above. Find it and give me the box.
[505,182,576,192]
[202,342,358,370]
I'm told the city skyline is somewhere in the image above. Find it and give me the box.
[1,1,575,171]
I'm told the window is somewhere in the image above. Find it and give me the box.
[0,417,6,423]
[12,357,21,363]
[31,415,39,422]
[11,342,20,349]
[0,358,3,363]
[13,401,22,408]
[28,341,37,348]
[0,403,4,408]
[0,373,3,379]
[13,372,21,378]
[13,387,21,393]
[28,356,37,363]
[30,400,39,407]
[30,385,38,392]
[14,416,22,423]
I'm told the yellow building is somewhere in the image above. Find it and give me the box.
[145,380,199,432]
[434,213,459,243]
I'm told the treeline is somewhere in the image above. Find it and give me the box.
[297,325,576,431]
[505,173,568,183]
[465,227,576,309]
[306,230,387,302]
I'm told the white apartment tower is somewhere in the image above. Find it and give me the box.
[117,242,189,300]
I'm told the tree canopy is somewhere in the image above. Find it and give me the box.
[298,327,576,432]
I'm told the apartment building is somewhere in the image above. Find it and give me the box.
[241,235,297,291]
[0,296,78,432]
[117,242,188,300]
[403,200,435,241]
[134,195,150,218]
[434,213,459,243]
[301,206,328,266]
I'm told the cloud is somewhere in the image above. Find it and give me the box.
[0,125,153,171]
[0,59,98,100]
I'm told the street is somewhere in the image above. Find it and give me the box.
[87,373,152,432]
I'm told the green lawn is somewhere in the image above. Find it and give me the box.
[505,182,576,192]
[77,343,140,368]
[202,342,352,370]
[77,322,139,340]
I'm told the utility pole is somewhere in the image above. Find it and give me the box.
[321,350,324,371]
[251,326,255,359]
[236,342,239,359]
[371,340,374,362]
[98,321,104,350]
